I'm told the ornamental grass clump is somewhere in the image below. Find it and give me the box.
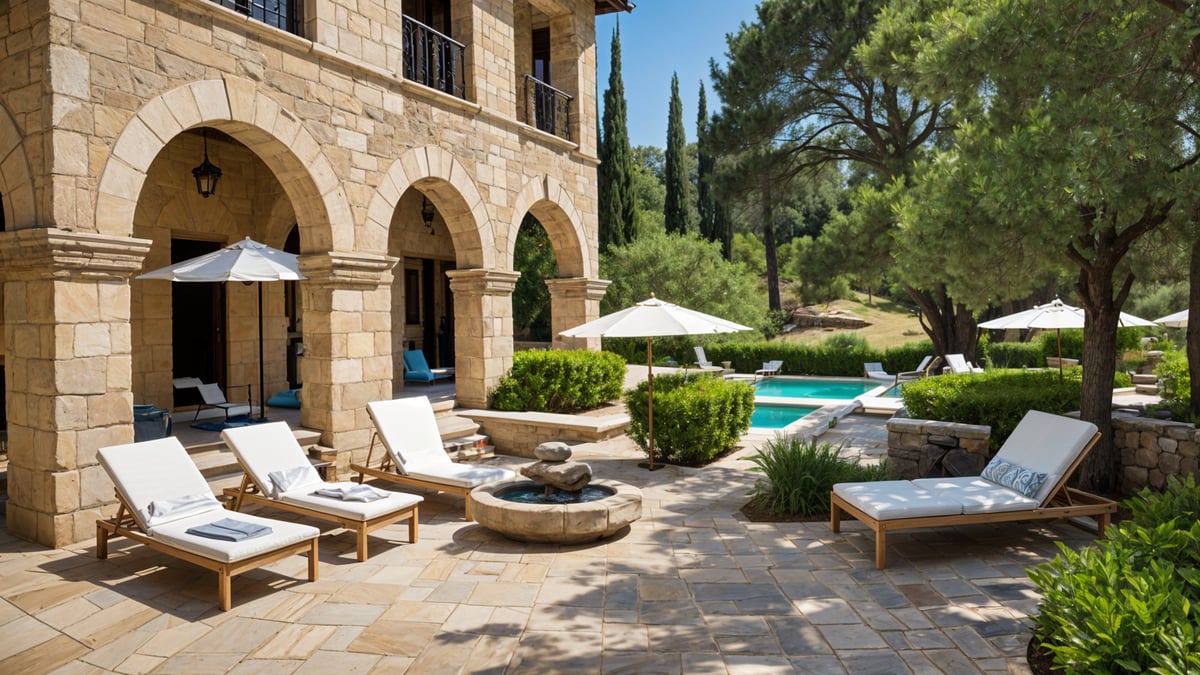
[745,436,891,517]
[1027,475,1200,674]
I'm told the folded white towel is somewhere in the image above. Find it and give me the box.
[312,484,390,502]
[146,493,222,527]
[268,465,322,498]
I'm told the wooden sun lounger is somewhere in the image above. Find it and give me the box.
[830,413,1116,568]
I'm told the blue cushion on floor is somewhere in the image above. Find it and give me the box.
[267,389,301,409]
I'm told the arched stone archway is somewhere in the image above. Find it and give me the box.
[0,102,37,229]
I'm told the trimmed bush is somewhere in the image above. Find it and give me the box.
[984,341,1043,369]
[900,370,1082,451]
[692,340,934,378]
[624,374,755,465]
[746,436,892,516]
[1036,327,1145,362]
[491,349,626,412]
[1154,349,1190,407]
[1028,476,1200,673]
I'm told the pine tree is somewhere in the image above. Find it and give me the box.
[663,73,691,234]
[598,22,636,251]
[696,82,717,246]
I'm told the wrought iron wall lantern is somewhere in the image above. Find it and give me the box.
[421,195,436,234]
[192,128,222,198]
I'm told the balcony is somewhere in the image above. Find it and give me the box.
[209,0,303,36]
[523,75,572,141]
[402,16,467,100]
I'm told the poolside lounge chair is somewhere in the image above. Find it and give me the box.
[96,437,319,611]
[896,355,940,382]
[402,349,455,384]
[694,346,713,368]
[830,410,1116,568]
[174,377,252,420]
[754,360,783,382]
[352,397,515,520]
[863,362,895,383]
[221,422,422,561]
[944,353,984,374]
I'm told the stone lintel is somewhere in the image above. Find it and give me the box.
[544,276,610,301]
[0,229,152,281]
[298,251,397,289]
[447,268,520,296]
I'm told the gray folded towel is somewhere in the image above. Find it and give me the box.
[312,485,389,502]
[186,518,273,541]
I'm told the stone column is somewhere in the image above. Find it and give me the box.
[0,229,151,547]
[545,277,609,350]
[447,268,519,408]
[297,252,397,461]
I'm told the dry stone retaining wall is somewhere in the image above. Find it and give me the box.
[1114,415,1200,495]
[886,418,991,479]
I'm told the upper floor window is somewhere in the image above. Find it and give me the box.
[209,0,303,36]
[401,2,466,100]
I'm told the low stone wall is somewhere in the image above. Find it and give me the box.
[458,409,631,458]
[1114,415,1200,495]
[886,418,991,479]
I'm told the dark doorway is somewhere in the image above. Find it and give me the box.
[440,262,455,368]
[171,239,226,407]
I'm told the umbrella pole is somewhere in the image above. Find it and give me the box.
[647,336,655,471]
[1057,328,1063,381]
[258,281,266,419]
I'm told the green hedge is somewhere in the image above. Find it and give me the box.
[900,370,1083,451]
[983,341,1043,369]
[624,373,755,465]
[490,349,626,412]
[1028,476,1200,673]
[665,340,935,378]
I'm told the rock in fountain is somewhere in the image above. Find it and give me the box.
[469,441,643,544]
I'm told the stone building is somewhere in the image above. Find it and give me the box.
[0,0,629,546]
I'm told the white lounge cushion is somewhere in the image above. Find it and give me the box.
[149,510,318,564]
[406,465,516,489]
[222,423,323,498]
[99,437,226,530]
[368,397,516,483]
[833,480,964,520]
[912,477,1039,514]
[280,482,422,521]
[992,410,1096,504]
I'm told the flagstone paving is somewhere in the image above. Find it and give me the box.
[0,418,1098,674]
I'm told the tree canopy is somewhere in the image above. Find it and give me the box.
[598,22,636,252]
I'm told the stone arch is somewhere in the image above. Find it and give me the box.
[363,145,492,268]
[0,102,37,229]
[96,77,350,252]
[507,174,589,278]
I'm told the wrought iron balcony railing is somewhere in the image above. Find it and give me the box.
[402,16,467,100]
[524,75,573,141]
[210,0,303,36]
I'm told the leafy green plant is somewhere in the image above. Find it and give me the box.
[984,341,1043,369]
[624,374,755,465]
[1154,349,1190,408]
[490,349,625,412]
[745,436,891,516]
[1028,476,1200,673]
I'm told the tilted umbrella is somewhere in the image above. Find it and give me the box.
[138,237,305,419]
[1154,309,1189,328]
[560,295,752,470]
[979,297,1154,378]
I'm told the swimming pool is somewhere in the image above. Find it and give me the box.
[754,377,882,399]
[750,404,819,429]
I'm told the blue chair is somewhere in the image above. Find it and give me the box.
[403,349,455,384]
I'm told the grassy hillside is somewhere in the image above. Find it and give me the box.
[778,292,927,350]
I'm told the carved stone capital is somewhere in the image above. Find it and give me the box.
[0,229,152,282]
[544,277,610,302]
[446,268,520,297]
[298,252,398,289]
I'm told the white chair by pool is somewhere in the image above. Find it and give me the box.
[863,362,895,383]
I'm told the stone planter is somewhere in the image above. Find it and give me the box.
[469,479,642,544]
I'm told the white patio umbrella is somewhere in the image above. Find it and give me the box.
[138,237,305,419]
[1155,309,1189,328]
[979,297,1154,378]
[559,295,752,470]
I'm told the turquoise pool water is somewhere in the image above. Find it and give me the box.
[750,404,819,429]
[754,378,880,399]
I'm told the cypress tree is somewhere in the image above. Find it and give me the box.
[696,82,716,245]
[663,73,691,234]
[598,22,636,251]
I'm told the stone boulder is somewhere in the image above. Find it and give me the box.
[533,441,572,462]
[521,460,592,492]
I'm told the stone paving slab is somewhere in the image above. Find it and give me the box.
[0,419,1102,673]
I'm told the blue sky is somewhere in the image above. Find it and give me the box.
[596,2,761,149]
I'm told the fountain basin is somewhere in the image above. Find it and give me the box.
[470,479,642,544]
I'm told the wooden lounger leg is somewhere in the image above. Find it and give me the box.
[464,494,473,522]
[308,540,319,581]
[96,522,109,559]
[830,501,842,533]
[875,527,887,570]
[218,569,232,612]
[409,508,419,543]
[357,527,369,563]
[1096,512,1110,538]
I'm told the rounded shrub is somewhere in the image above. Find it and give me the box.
[624,373,755,465]
[490,349,626,412]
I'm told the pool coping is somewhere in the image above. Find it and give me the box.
[745,376,895,438]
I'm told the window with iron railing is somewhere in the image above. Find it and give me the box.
[524,75,572,141]
[402,15,466,100]
[209,0,303,36]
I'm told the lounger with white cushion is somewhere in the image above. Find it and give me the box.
[830,410,1116,568]
[96,437,319,611]
[352,397,516,520]
[863,362,895,383]
[944,353,984,374]
[754,360,783,381]
[221,422,422,561]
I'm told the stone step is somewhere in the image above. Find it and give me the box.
[436,413,481,441]
[1130,373,1158,385]
[1135,384,1161,395]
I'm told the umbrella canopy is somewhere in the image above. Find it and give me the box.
[979,297,1154,377]
[560,295,752,470]
[1155,309,1189,328]
[138,237,305,420]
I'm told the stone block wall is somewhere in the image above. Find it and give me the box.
[886,418,991,479]
[1114,415,1200,495]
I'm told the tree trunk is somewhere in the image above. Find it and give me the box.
[763,181,781,311]
[903,283,980,362]
[1077,287,1120,494]
[1189,235,1200,418]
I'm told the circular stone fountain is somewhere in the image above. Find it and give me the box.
[469,442,643,544]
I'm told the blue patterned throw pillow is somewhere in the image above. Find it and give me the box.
[980,458,1048,499]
